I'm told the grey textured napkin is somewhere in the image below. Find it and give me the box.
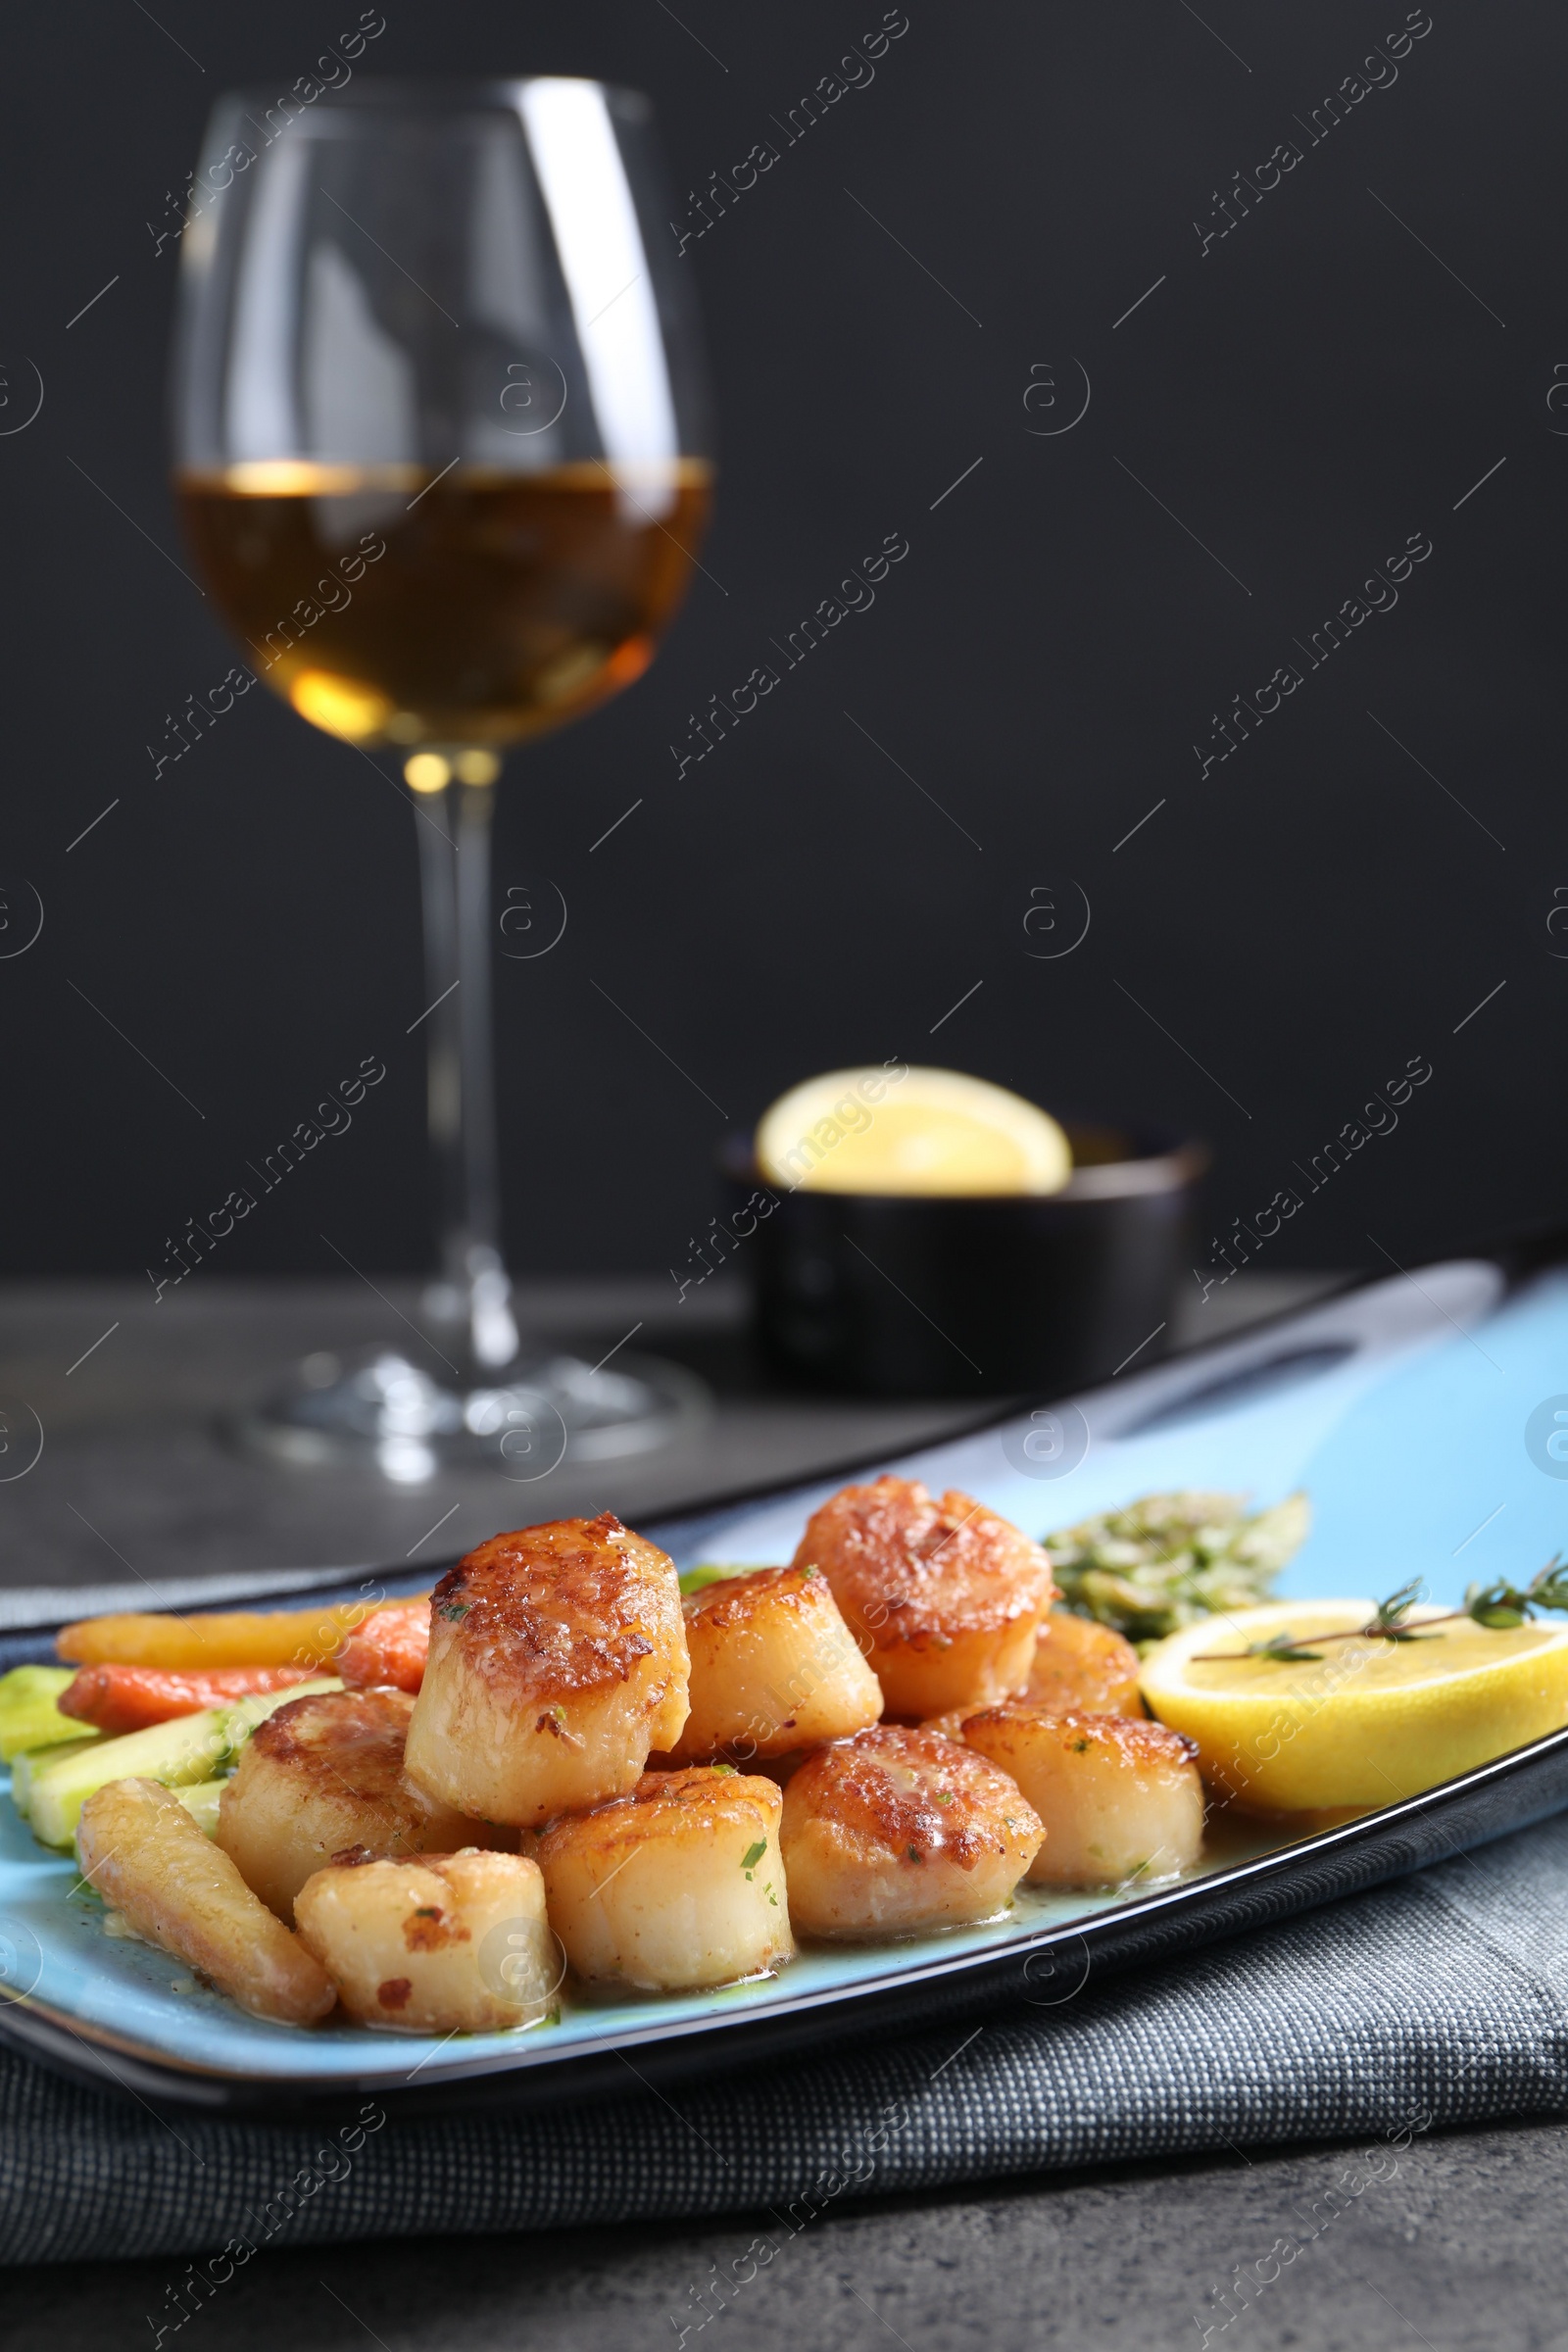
[3,1811,1566,2268]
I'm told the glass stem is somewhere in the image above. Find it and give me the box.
[413,772,519,1373]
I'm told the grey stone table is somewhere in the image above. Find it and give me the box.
[0,1268,1334,1595]
[10,2118,1565,2352]
[10,1266,1551,2349]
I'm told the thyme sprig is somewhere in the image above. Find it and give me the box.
[1192,1558,1568,1663]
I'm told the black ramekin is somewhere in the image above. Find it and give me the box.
[717,1122,1209,1397]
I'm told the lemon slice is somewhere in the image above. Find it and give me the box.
[1139,1599,1568,1812]
[756,1066,1071,1197]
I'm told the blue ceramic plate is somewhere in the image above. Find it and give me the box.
[5,1251,1568,2117]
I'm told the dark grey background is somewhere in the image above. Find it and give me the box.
[0,0,1557,1291]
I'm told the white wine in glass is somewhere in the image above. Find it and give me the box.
[172,78,713,1479]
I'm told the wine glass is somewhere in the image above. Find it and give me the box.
[172,78,712,1481]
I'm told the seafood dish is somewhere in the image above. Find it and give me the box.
[0,1480,1284,2034]
[5,1255,1568,2096]
[9,1458,1561,2042]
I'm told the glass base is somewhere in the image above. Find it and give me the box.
[232,1348,710,1485]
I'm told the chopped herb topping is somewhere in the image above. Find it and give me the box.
[1047,1488,1311,1644]
[535,1702,581,1744]
[677,1562,759,1596]
[1071,1737,1091,1753]
[740,1838,767,1876]
[906,1843,923,1865]
[710,1763,739,1777]
[935,1790,955,1805]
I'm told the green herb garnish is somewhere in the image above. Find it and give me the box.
[1193,1557,1568,1663]
[740,1839,767,1878]
[1465,1556,1568,1628]
[1363,1578,1433,1640]
[1200,1629,1334,1664]
[1046,1490,1310,1646]
[678,1563,762,1597]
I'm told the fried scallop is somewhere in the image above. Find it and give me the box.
[778,1725,1043,1940]
[78,1777,335,2026]
[1025,1612,1145,1718]
[403,1516,689,1830]
[536,1768,793,1990]
[668,1565,883,1763]
[916,1707,972,1742]
[792,1477,1055,1717]
[294,1848,556,2033]
[217,1688,502,1919]
[958,1704,1202,1888]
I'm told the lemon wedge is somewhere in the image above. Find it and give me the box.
[1139,1599,1568,1812]
[756,1066,1071,1197]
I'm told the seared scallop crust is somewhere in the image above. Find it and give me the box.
[958,1704,1202,1888]
[792,1477,1055,1717]
[535,1767,793,1989]
[217,1688,500,1917]
[1025,1611,1145,1718]
[403,1514,690,1829]
[669,1564,883,1762]
[778,1724,1043,1939]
